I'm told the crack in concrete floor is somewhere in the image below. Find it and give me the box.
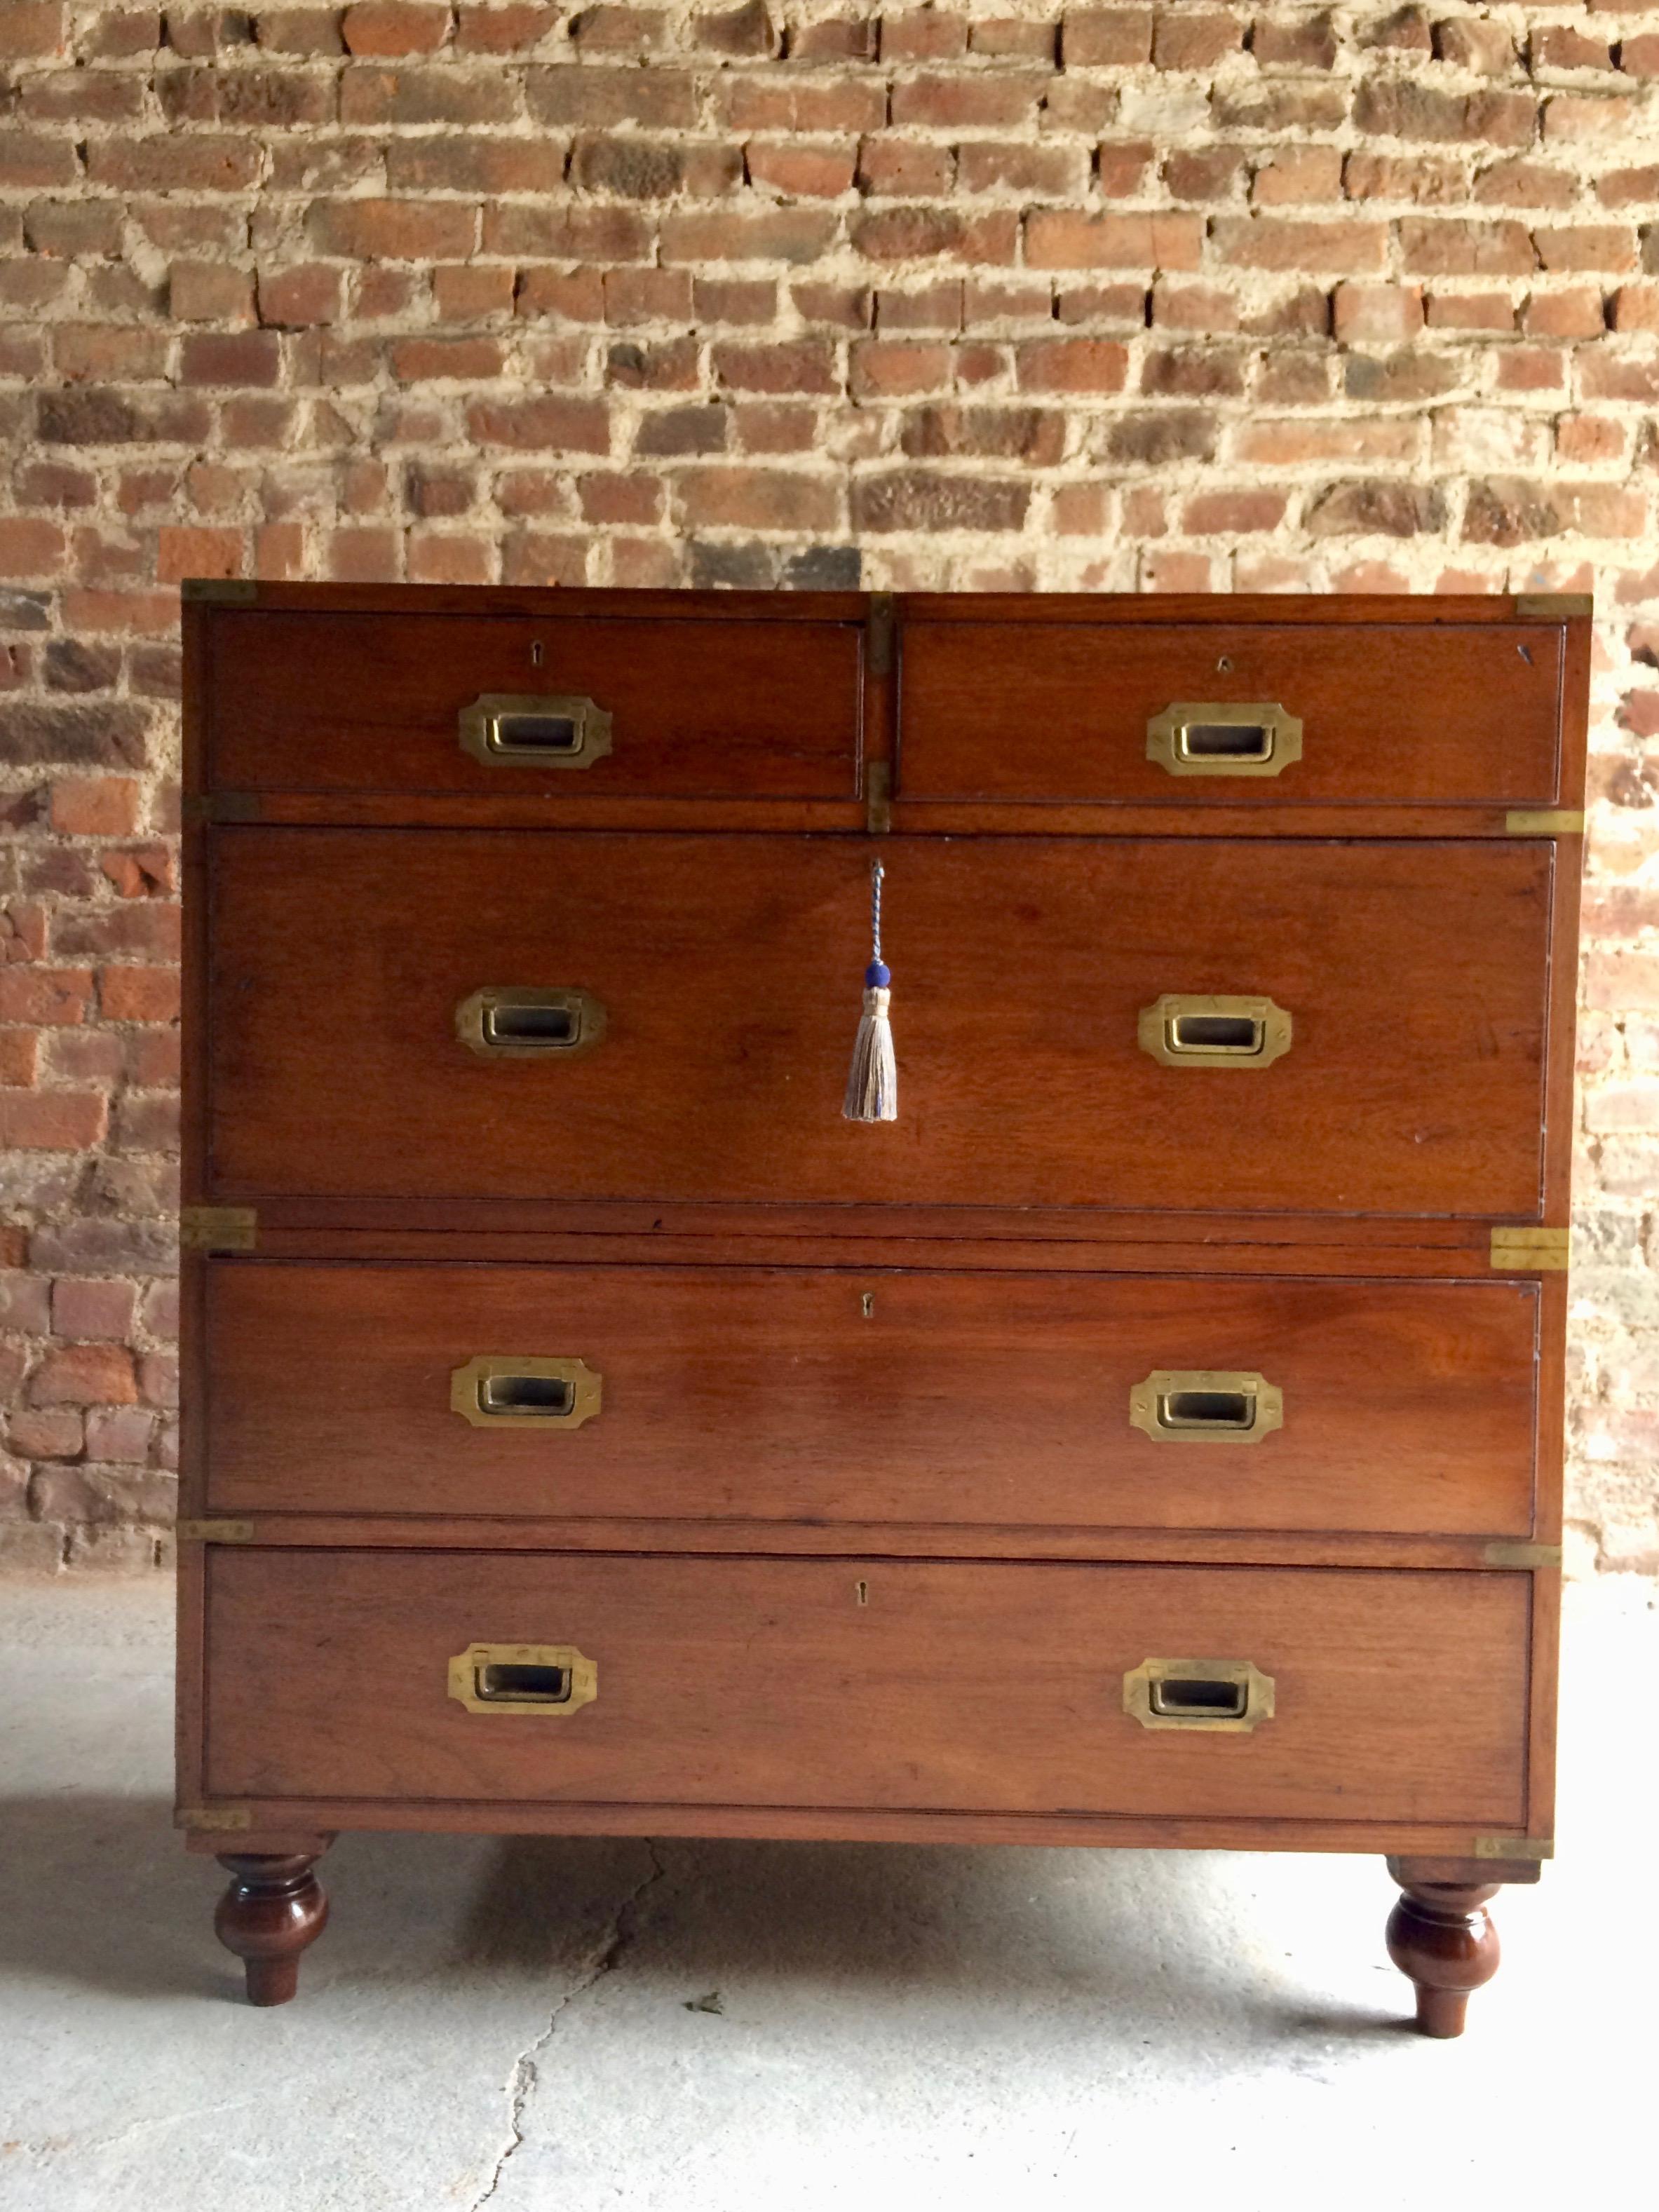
[468,1844,670,2210]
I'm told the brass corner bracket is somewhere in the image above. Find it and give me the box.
[1489,1227,1569,1273]
[175,1519,255,1545]
[180,578,259,605]
[175,1805,253,1833]
[180,1206,258,1253]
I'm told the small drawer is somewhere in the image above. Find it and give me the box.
[202,1549,1529,1826]
[205,608,863,800]
[203,1262,1540,1540]
[207,830,1553,1219]
[898,616,1566,806]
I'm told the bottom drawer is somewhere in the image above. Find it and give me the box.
[202,1551,1529,1828]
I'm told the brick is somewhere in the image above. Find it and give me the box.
[1015,339,1130,394]
[1612,284,1659,334]
[1104,409,1218,463]
[392,136,571,194]
[1025,211,1203,270]
[849,341,952,398]
[900,405,1066,466]
[27,1341,137,1406]
[342,3,454,53]
[1153,8,1242,70]
[1251,9,1338,69]
[466,396,612,452]
[0,1088,108,1151]
[850,473,1031,533]
[747,142,858,198]
[1334,283,1425,346]
[1211,218,1389,276]
[1253,148,1343,206]
[308,200,479,260]
[1533,226,1639,273]
[675,468,838,531]
[1062,9,1153,66]
[1305,481,1446,538]
[1543,93,1641,141]
[1524,288,1609,339]
[857,138,955,196]
[51,1278,138,1343]
[890,72,1046,129]
[1399,217,1536,276]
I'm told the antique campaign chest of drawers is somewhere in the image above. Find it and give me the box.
[176,585,1588,2033]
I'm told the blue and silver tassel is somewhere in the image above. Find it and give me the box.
[843,857,897,1123]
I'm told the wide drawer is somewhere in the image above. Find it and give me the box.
[201,1550,1529,1825]
[204,609,863,799]
[205,832,1552,1217]
[203,1262,1540,1538]
[899,618,1565,806]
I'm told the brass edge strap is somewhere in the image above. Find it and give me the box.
[1505,810,1584,835]
[176,1520,256,1544]
[1489,1227,1569,1272]
[865,592,895,677]
[180,1206,258,1253]
[175,1807,253,1831]
[180,578,259,605]
[865,759,892,835]
[1481,1542,1562,1570]
[1475,1836,1554,1861]
[1514,593,1593,621]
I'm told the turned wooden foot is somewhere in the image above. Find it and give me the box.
[1384,1855,1510,2038]
[215,1851,330,2006]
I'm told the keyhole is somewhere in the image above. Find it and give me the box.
[1519,644,1533,665]
[860,1291,874,1319]
[1217,654,1233,673]
[855,1580,869,1607]
[531,640,544,667]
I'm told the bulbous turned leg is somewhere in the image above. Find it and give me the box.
[215,1852,330,2007]
[1384,1857,1501,2039]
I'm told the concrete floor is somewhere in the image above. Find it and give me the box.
[1,1576,1653,2212]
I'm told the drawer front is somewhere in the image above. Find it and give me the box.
[203,1550,1529,1825]
[206,611,862,799]
[205,1263,1539,1539]
[208,832,1552,1217]
[899,619,1564,805]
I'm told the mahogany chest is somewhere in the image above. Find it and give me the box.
[176,585,1588,2033]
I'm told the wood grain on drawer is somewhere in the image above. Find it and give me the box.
[203,1550,1529,1826]
[205,611,862,799]
[206,832,1552,1218]
[204,1263,1539,1538]
[898,620,1564,806]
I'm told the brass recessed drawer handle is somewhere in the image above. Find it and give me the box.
[1130,1369,1283,1445]
[1146,702,1302,777]
[456,986,606,1059]
[459,693,613,768]
[447,1642,598,1716]
[1137,993,1292,1068]
[1124,1658,1275,1732]
[450,1355,602,1430]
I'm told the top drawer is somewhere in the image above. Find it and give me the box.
[203,607,864,800]
[898,616,1566,808]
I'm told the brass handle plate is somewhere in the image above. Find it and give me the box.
[447,1642,598,1716]
[450,1355,602,1430]
[1129,1369,1283,1446]
[1137,993,1292,1069]
[1123,1658,1275,1733]
[1146,702,1302,778]
[456,986,606,1059]
[459,693,613,768]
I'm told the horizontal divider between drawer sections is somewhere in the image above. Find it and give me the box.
[175,1799,1533,1859]
[190,799,1573,839]
[179,1526,1556,1571]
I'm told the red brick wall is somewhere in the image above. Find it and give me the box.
[1,3,1657,1570]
